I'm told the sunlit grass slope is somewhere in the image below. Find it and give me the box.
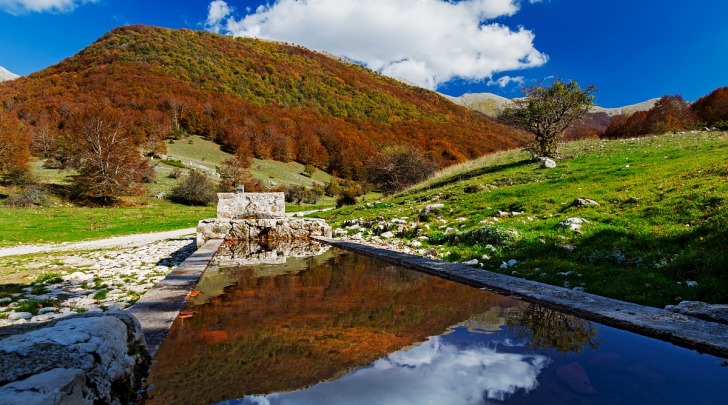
[317,132,728,308]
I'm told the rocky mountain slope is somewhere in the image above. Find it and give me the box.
[445,91,658,117]
[0,66,19,82]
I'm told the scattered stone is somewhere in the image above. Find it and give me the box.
[686,281,698,287]
[573,197,599,207]
[7,313,32,321]
[380,232,395,239]
[573,287,587,292]
[333,228,346,237]
[564,245,576,252]
[462,259,479,267]
[539,157,557,169]
[444,228,457,235]
[408,241,422,248]
[423,249,438,258]
[558,218,589,232]
[507,259,518,267]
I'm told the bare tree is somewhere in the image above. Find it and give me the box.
[501,80,596,158]
[64,103,149,204]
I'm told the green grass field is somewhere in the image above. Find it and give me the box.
[315,132,728,308]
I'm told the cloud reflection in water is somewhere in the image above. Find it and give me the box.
[222,334,549,405]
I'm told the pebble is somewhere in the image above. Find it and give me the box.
[0,238,196,327]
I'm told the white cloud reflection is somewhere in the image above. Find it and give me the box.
[224,335,549,405]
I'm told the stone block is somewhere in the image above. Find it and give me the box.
[217,192,285,219]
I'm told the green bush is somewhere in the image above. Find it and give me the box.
[170,171,218,206]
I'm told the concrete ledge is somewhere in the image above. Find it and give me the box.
[316,237,728,358]
[127,238,224,357]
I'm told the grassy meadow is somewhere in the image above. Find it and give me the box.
[0,135,338,246]
[314,131,728,308]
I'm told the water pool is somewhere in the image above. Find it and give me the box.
[142,242,728,404]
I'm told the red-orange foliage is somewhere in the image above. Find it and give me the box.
[602,95,696,138]
[691,86,728,125]
[0,25,524,181]
[0,109,31,184]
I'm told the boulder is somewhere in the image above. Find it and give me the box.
[0,312,149,405]
[572,197,599,207]
[0,368,93,405]
[538,157,557,169]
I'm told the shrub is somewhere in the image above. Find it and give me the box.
[168,167,183,179]
[366,145,437,194]
[6,184,47,207]
[170,171,218,206]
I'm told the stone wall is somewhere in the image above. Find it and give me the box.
[217,192,285,219]
[197,218,332,247]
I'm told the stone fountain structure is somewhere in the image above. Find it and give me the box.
[196,192,332,247]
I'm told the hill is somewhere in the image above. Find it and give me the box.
[316,131,728,308]
[445,91,657,117]
[0,25,523,179]
[0,66,18,82]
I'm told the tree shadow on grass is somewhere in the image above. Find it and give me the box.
[418,159,533,191]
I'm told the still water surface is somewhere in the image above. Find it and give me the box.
[144,242,728,405]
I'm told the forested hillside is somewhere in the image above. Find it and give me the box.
[0,25,523,181]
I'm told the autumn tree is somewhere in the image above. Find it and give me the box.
[645,95,695,133]
[500,80,596,158]
[0,109,32,184]
[366,145,437,195]
[691,86,728,126]
[63,103,149,204]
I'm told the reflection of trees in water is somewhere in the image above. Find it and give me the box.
[506,305,600,353]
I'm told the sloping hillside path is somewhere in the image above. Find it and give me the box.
[0,228,197,258]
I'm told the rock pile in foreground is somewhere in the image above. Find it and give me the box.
[0,311,149,404]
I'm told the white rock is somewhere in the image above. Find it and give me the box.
[380,232,395,238]
[507,259,518,267]
[8,312,33,321]
[462,259,479,266]
[539,157,557,168]
[686,281,699,287]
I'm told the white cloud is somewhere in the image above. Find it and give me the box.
[206,0,232,33]
[0,0,98,14]
[488,75,525,87]
[209,0,548,90]
[241,336,550,404]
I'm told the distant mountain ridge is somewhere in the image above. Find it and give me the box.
[443,92,658,117]
[0,25,524,180]
[0,66,19,82]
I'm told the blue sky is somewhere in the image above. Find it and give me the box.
[0,0,726,107]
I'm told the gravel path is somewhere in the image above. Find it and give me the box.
[0,228,197,258]
[0,228,199,327]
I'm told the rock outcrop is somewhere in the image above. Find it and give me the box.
[0,312,149,405]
